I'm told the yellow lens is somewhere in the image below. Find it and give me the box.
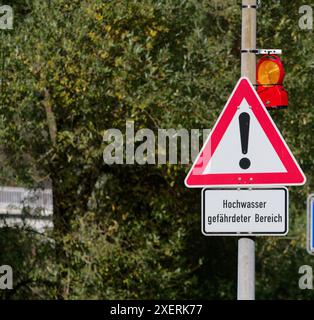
[258,60,281,85]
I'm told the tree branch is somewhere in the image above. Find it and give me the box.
[42,88,57,147]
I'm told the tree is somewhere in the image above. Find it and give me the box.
[0,0,313,299]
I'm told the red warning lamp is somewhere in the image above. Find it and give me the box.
[256,55,288,110]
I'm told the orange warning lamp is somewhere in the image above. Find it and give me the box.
[257,55,288,110]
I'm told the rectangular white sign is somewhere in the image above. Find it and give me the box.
[202,188,288,236]
[307,194,314,255]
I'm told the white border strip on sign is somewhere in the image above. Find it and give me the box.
[201,187,289,237]
[307,194,314,255]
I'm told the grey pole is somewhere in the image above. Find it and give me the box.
[237,0,257,301]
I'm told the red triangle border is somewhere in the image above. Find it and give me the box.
[185,77,306,188]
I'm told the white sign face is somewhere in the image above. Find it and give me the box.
[203,98,286,175]
[202,188,288,236]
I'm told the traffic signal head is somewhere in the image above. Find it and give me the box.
[257,55,288,110]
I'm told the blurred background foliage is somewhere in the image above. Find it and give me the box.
[0,0,313,299]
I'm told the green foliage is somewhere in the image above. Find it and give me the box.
[0,0,313,299]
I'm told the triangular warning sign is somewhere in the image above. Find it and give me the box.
[185,77,306,187]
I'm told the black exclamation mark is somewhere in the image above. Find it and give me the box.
[239,112,251,170]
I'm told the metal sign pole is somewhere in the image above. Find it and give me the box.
[237,0,257,300]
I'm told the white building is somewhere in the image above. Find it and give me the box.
[0,187,53,232]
